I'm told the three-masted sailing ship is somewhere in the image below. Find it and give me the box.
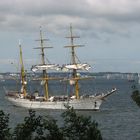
[6,26,116,110]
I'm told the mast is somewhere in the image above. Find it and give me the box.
[19,42,27,97]
[34,27,52,100]
[65,25,83,99]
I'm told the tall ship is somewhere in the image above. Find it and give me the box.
[6,26,116,110]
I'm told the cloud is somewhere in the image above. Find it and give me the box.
[0,0,140,37]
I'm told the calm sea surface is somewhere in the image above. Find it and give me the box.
[0,78,140,140]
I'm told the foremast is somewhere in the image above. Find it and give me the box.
[65,25,83,99]
[19,43,27,97]
[35,27,52,100]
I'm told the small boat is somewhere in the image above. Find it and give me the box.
[5,26,117,110]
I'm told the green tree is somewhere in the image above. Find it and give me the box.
[131,90,140,107]
[0,110,11,140]
[61,106,102,140]
[13,109,64,140]
[39,116,64,140]
[0,107,102,140]
[13,109,43,140]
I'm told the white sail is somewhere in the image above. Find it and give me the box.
[31,64,60,72]
[62,63,91,71]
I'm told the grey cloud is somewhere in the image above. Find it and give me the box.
[0,0,140,36]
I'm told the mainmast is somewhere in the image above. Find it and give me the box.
[19,43,27,97]
[65,25,83,99]
[34,27,52,100]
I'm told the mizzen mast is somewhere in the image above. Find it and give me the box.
[65,25,83,99]
[34,27,52,100]
[19,42,27,97]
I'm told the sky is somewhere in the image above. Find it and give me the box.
[0,0,140,73]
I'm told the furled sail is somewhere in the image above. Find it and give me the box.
[62,63,91,71]
[31,64,60,72]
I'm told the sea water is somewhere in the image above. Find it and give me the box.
[0,78,140,140]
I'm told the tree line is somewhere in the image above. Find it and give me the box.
[0,106,102,140]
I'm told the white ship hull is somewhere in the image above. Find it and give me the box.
[6,97,102,110]
[6,88,116,110]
